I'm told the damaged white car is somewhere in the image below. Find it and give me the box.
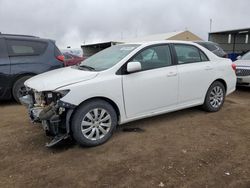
[20,41,236,147]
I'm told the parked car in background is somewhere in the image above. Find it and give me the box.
[0,33,64,102]
[195,41,227,58]
[61,48,83,57]
[20,41,236,147]
[63,52,85,66]
[235,52,250,86]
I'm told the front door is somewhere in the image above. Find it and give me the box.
[122,44,178,118]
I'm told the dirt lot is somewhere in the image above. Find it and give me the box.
[0,88,250,188]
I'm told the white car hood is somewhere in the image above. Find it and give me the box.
[234,60,250,67]
[25,66,98,92]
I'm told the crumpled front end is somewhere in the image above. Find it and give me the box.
[20,89,76,147]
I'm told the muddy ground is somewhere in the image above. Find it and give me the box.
[0,88,250,188]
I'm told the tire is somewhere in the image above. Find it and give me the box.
[71,99,117,147]
[202,81,226,112]
[12,76,32,103]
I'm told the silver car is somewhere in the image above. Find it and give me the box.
[235,52,250,86]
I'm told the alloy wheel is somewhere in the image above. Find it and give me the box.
[209,86,224,108]
[81,108,112,141]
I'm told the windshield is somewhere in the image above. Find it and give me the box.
[79,44,140,71]
[242,52,250,60]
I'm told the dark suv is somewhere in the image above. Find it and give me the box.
[0,33,64,102]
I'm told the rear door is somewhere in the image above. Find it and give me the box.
[0,38,11,98]
[173,44,214,105]
[6,39,50,75]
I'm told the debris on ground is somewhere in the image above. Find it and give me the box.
[182,149,187,154]
[158,182,165,187]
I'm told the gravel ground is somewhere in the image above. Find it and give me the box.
[0,88,250,188]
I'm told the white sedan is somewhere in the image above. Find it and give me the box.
[235,52,250,86]
[20,41,236,147]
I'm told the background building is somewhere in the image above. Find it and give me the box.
[209,28,250,60]
[81,30,202,57]
[124,30,202,43]
[81,41,122,58]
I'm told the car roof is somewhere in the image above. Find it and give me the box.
[124,40,199,46]
[0,33,52,42]
[123,40,221,60]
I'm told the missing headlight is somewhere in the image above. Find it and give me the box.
[43,90,70,105]
[57,90,70,97]
[47,92,53,98]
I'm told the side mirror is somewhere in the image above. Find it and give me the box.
[236,55,242,60]
[127,62,142,73]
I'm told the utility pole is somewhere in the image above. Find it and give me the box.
[209,19,212,32]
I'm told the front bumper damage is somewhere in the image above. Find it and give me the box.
[20,92,76,147]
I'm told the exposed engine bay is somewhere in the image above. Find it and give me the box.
[20,89,75,147]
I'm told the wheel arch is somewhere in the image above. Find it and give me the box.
[72,96,121,121]
[203,78,228,103]
[212,78,227,93]
[202,78,227,112]
[67,96,121,136]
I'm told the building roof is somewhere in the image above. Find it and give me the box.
[81,30,202,48]
[81,41,121,47]
[123,31,184,43]
[209,28,250,34]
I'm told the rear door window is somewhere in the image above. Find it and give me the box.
[174,44,209,64]
[200,51,209,61]
[6,39,47,56]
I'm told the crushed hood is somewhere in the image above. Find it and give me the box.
[234,60,250,67]
[25,66,98,92]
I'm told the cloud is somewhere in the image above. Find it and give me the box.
[0,0,249,48]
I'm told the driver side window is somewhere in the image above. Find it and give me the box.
[131,45,172,71]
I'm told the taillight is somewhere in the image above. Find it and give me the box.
[231,63,236,71]
[56,55,65,62]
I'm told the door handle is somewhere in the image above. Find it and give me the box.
[205,66,213,70]
[167,72,177,77]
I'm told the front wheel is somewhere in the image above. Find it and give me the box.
[202,81,226,112]
[71,99,117,147]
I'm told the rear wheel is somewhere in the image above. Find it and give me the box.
[202,81,225,112]
[12,76,32,103]
[71,99,117,147]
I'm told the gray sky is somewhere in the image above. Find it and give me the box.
[0,0,249,48]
